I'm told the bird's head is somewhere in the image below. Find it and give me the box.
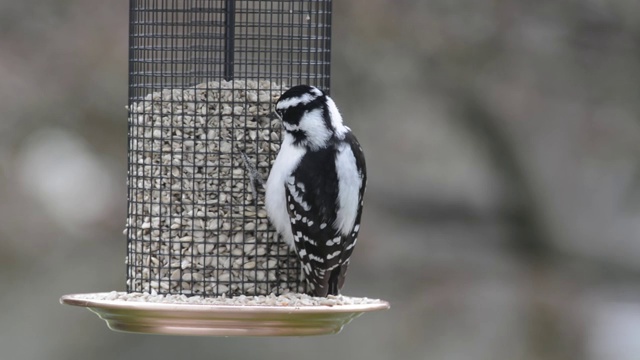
[275,85,348,150]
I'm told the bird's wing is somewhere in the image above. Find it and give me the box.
[285,147,343,296]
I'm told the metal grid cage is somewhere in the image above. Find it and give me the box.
[125,0,332,297]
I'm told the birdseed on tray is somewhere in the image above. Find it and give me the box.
[78,291,385,307]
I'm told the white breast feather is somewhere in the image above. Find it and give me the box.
[265,133,305,248]
[334,143,362,236]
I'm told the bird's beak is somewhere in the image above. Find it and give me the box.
[274,109,283,121]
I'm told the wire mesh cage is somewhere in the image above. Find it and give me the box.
[125,0,332,297]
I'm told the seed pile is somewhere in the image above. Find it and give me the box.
[125,80,305,297]
[81,291,385,307]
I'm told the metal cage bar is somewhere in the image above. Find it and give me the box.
[125,0,332,297]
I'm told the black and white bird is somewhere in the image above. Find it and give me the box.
[265,85,367,297]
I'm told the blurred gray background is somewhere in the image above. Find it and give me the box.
[2,0,640,359]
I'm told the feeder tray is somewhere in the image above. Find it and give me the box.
[61,0,388,336]
[61,292,389,336]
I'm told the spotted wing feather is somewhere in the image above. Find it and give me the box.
[285,133,367,296]
[284,146,344,296]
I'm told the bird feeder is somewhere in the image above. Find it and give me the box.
[61,0,388,336]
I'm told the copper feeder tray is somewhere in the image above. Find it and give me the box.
[60,292,389,336]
